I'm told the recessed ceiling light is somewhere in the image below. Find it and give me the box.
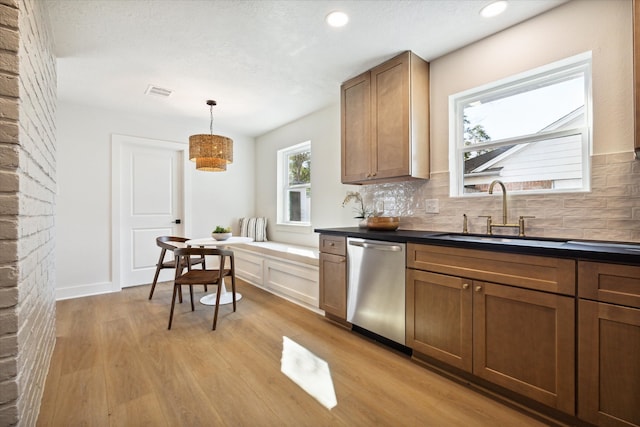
[480,0,508,18]
[326,10,349,27]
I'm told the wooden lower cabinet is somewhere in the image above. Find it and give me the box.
[578,300,640,427]
[474,281,575,414]
[406,269,472,371]
[407,269,575,414]
[319,235,348,320]
[319,252,347,319]
[577,260,640,426]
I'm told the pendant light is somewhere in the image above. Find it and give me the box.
[189,100,233,172]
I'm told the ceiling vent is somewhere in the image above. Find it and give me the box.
[145,84,173,98]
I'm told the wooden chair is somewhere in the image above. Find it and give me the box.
[148,236,206,300]
[168,247,237,330]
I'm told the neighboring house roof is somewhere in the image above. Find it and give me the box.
[464,145,513,174]
[464,105,585,176]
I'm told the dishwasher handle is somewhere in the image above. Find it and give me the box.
[348,241,403,252]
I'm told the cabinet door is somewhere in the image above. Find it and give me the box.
[319,253,347,319]
[341,72,371,183]
[579,300,640,426]
[406,269,472,372]
[473,282,575,414]
[370,53,410,180]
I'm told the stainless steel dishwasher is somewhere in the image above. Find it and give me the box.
[347,237,406,346]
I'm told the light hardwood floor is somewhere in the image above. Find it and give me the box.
[37,279,559,426]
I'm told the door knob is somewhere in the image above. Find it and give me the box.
[475,285,482,292]
[172,219,181,224]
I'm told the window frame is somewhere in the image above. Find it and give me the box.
[449,52,593,197]
[277,141,311,227]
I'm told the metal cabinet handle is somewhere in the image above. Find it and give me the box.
[349,241,402,252]
[475,285,482,292]
[462,283,469,290]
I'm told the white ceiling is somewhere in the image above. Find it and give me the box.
[45,0,568,138]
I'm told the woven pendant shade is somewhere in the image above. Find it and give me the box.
[195,156,227,172]
[189,100,233,172]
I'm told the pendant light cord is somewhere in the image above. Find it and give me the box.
[209,103,214,136]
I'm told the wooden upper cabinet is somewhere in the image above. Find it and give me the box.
[635,0,640,158]
[341,72,371,183]
[341,51,430,184]
[371,54,411,180]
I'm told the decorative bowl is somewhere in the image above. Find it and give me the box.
[211,232,232,241]
[366,216,400,231]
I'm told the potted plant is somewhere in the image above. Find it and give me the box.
[211,226,232,241]
[342,191,372,227]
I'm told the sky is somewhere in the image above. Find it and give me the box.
[464,75,585,142]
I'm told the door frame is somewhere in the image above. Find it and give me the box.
[111,134,192,291]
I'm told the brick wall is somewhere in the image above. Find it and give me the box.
[0,0,57,425]
[361,151,640,242]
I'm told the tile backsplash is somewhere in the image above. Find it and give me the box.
[359,151,640,243]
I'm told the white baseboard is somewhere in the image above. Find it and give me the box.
[56,281,119,301]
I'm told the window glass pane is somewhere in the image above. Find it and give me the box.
[463,74,585,143]
[462,133,584,194]
[288,151,311,186]
[287,188,310,222]
[278,141,311,225]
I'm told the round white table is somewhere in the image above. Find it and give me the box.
[185,236,253,306]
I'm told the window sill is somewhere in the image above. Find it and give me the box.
[275,223,313,234]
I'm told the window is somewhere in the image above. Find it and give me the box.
[449,52,592,196]
[277,141,311,225]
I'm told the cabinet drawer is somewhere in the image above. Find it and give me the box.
[578,261,640,308]
[407,243,575,295]
[319,235,346,256]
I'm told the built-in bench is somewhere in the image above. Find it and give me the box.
[232,241,320,313]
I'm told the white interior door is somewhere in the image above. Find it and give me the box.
[117,137,186,287]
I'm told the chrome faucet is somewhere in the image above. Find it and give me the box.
[484,179,534,236]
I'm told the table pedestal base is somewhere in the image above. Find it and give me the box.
[199,279,241,306]
[199,291,242,306]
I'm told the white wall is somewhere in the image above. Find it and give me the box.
[56,101,255,298]
[254,103,360,247]
[2,0,58,424]
[430,0,632,170]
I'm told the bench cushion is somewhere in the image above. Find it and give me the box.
[234,241,318,266]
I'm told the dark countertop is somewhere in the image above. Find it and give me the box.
[314,227,640,265]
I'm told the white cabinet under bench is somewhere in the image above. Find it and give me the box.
[232,242,320,313]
